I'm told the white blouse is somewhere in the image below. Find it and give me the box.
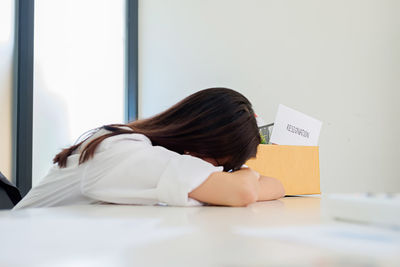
[14,129,223,209]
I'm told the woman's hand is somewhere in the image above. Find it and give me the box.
[233,168,285,202]
[255,175,285,202]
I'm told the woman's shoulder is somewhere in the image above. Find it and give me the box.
[77,127,152,155]
[102,130,152,148]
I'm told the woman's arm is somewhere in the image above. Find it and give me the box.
[188,168,285,207]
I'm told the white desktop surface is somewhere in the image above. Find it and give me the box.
[1,196,399,267]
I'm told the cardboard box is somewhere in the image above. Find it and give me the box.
[245,144,320,195]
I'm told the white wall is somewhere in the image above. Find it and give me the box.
[139,0,400,193]
[0,0,14,181]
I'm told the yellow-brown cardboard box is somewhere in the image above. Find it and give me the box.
[245,144,320,195]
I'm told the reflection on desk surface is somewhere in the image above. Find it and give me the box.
[0,196,399,267]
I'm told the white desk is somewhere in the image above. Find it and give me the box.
[1,196,399,267]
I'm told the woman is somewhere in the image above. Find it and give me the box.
[14,88,284,209]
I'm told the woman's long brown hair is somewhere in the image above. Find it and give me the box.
[53,88,261,172]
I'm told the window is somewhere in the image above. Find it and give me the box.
[32,0,126,185]
[15,0,138,193]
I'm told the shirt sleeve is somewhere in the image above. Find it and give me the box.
[156,153,224,206]
[80,135,223,206]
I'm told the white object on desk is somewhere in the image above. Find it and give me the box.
[234,224,400,256]
[322,193,400,229]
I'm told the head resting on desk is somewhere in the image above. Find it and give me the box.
[54,87,261,172]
